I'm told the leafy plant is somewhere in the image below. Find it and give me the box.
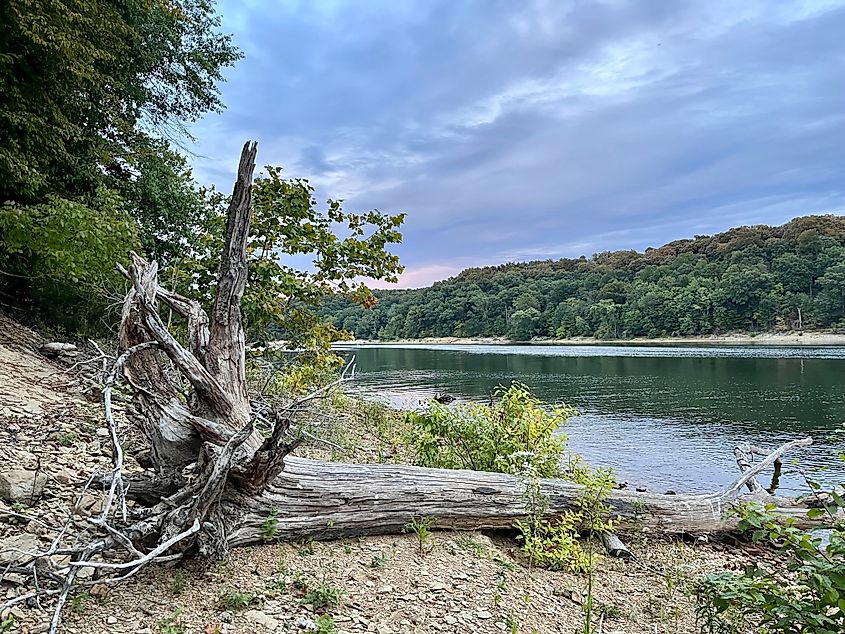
[302,581,344,611]
[407,382,575,477]
[0,192,139,335]
[55,431,81,447]
[261,508,280,541]
[0,615,17,633]
[169,569,188,596]
[370,552,389,570]
[314,614,338,634]
[158,608,186,634]
[695,479,845,634]
[405,516,435,554]
[218,589,258,612]
[68,591,90,613]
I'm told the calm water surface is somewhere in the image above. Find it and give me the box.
[334,343,845,494]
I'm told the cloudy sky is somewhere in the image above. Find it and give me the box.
[188,0,845,288]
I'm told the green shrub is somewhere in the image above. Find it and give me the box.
[0,190,138,335]
[695,492,845,634]
[515,465,615,574]
[406,382,575,477]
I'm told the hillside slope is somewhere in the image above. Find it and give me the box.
[320,215,845,340]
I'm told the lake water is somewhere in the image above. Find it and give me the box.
[334,343,845,495]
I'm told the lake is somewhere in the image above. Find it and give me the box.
[334,343,845,495]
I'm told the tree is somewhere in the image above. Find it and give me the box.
[0,0,240,202]
[173,166,404,364]
[0,190,139,334]
[817,262,845,323]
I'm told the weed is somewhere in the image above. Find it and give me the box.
[158,609,185,634]
[0,615,16,633]
[343,545,352,554]
[405,516,435,554]
[314,614,338,634]
[407,382,574,477]
[218,589,258,612]
[302,581,344,611]
[370,552,389,570]
[56,431,80,446]
[504,613,519,634]
[261,508,280,541]
[169,568,188,596]
[265,574,287,595]
[695,474,845,634]
[455,535,489,558]
[68,592,89,613]
[297,537,315,556]
[292,571,308,590]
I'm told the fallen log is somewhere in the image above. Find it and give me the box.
[219,437,818,545]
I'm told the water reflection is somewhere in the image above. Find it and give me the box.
[337,344,845,494]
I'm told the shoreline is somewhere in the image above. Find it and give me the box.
[340,330,845,347]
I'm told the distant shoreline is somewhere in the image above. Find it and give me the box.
[340,331,845,347]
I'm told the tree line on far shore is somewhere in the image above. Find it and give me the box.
[319,215,845,341]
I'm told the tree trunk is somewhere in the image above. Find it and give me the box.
[217,438,819,545]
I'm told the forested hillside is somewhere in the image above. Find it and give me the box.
[320,215,845,340]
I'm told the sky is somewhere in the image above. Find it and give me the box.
[188,0,845,288]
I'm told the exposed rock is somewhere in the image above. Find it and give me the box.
[244,610,280,630]
[0,533,41,565]
[0,469,48,502]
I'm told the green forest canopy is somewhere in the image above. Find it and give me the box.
[0,0,404,343]
[319,215,845,341]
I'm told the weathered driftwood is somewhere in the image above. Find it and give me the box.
[218,437,817,545]
[601,533,633,559]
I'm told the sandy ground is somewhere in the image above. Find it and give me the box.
[343,330,845,347]
[0,313,758,634]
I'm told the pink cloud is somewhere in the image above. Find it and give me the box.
[366,264,461,289]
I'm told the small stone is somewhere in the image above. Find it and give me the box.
[444,616,457,625]
[96,427,110,437]
[245,610,280,630]
[377,585,393,594]
[0,469,48,503]
[106,616,118,625]
[476,609,493,619]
